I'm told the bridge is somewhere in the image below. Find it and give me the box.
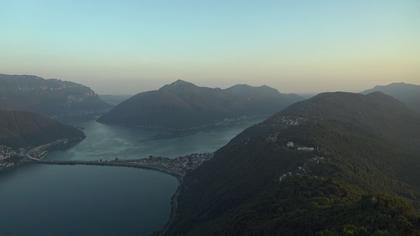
[23,151,213,236]
[25,153,213,180]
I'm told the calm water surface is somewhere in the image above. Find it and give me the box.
[0,119,262,236]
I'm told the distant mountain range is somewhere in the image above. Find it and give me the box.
[165,92,420,235]
[0,74,111,121]
[0,110,84,148]
[99,94,131,106]
[363,82,420,112]
[98,80,303,129]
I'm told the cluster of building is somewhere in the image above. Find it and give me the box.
[27,139,71,160]
[173,153,213,172]
[274,115,306,127]
[279,165,308,182]
[0,145,17,161]
[0,145,20,170]
[286,141,315,152]
[278,156,326,183]
[278,148,327,182]
[310,156,325,164]
[130,153,214,178]
[278,142,327,182]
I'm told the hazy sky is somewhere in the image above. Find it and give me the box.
[1,0,419,94]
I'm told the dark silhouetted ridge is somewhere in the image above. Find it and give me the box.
[165,92,420,236]
[0,74,111,120]
[0,110,85,148]
[363,82,420,112]
[159,80,200,92]
[98,80,303,129]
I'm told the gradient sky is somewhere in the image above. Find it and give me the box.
[1,0,419,94]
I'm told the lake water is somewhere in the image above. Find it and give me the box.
[0,119,261,236]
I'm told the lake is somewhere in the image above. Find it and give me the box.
[0,119,261,236]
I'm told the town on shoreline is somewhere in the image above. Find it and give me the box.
[1,141,213,180]
[1,140,214,236]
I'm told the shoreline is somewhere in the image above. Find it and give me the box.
[30,159,183,181]
[28,158,187,236]
[26,152,212,236]
[27,153,212,181]
[0,137,84,173]
[3,137,210,236]
[156,177,182,236]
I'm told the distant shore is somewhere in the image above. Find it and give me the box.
[0,137,84,173]
[2,139,212,236]
[25,152,213,236]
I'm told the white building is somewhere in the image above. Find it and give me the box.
[286,141,295,148]
[297,147,315,152]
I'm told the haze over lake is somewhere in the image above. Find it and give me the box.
[0,119,262,236]
[48,119,263,161]
[1,1,419,235]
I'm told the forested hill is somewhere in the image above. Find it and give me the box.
[363,82,420,113]
[166,92,420,236]
[98,80,302,129]
[0,110,85,148]
[0,74,111,120]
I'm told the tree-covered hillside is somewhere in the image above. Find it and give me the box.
[165,92,420,236]
[0,74,110,120]
[98,80,302,129]
[0,110,85,148]
[363,82,420,113]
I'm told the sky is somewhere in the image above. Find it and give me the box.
[1,0,419,94]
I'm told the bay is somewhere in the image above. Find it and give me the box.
[0,118,262,236]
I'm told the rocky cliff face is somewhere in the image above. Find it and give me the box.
[0,74,111,121]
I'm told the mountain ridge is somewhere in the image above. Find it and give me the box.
[363,82,420,113]
[98,80,303,129]
[165,91,420,235]
[0,109,85,148]
[0,74,111,121]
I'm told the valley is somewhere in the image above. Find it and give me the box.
[2,1,420,235]
[1,74,420,236]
